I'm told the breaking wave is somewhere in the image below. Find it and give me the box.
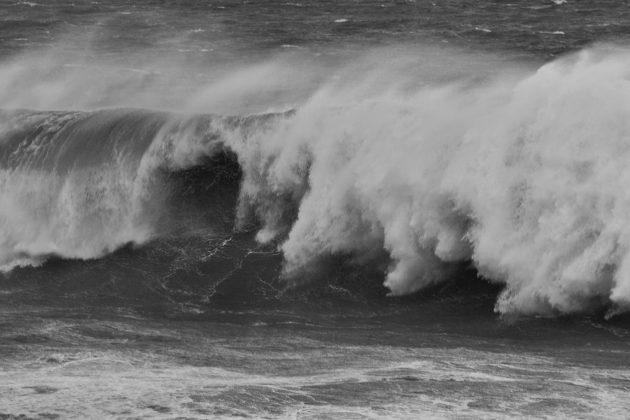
[3,45,630,316]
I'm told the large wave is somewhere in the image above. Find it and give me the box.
[2,45,630,316]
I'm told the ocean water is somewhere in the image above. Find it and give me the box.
[2,1,630,418]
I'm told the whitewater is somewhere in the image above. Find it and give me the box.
[2,44,630,316]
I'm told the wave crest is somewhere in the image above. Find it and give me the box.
[3,46,630,316]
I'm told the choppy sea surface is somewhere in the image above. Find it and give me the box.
[3,1,630,418]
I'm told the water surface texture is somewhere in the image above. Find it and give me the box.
[2,1,630,418]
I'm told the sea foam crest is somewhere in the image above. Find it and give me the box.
[223,47,630,315]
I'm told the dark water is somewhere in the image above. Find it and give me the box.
[3,0,630,59]
[2,1,630,418]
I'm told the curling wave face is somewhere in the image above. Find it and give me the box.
[3,46,630,316]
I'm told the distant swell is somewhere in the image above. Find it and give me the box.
[4,46,630,316]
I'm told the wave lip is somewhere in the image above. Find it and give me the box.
[0,109,216,269]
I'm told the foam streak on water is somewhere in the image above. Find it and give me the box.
[1,315,630,419]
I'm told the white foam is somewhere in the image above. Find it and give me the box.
[222,46,630,315]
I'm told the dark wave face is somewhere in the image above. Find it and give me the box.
[0,106,399,315]
[0,108,269,305]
